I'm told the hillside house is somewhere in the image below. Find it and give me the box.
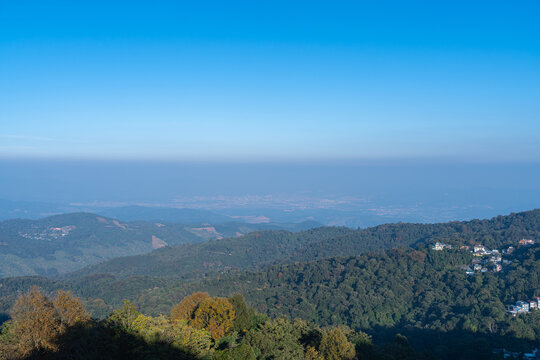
[492,264,502,272]
[507,303,528,316]
[506,299,539,316]
[503,246,515,254]
[432,242,452,250]
[462,265,475,275]
[433,242,444,250]
[516,301,530,311]
[507,305,520,316]
[519,239,535,246]
[473,245,491,256]
[473,245,485,252]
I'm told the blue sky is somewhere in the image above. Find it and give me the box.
[1,1,540,161]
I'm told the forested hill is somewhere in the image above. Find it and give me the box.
[68,209,540,280]
[0,212,318,278]
[1,244,537,359]
[66,227,356,280]
[142,244,540,359]
[0,213,187,277]
[0,210,539,357]
[289,209,540,262]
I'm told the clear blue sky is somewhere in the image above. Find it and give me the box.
[1,1,540,161]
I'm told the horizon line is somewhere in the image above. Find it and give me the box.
[1,154,540,165]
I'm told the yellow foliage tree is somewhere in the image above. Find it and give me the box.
[170,292,210,322]
[190,297,235,340]
[131,313,155,334]
[319,327,356,360]
[10,286,61,356]
[53,290,91,329]
[305,345,324,360]
[107,299,140,331]
[173,321,213,357]
[129,312,212,357]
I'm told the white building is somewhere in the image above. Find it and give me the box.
[516,301,530,312]
[474,245,486,253]
[433,242,445,251]
[519,239,535,246]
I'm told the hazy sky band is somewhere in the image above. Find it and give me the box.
[1,1,539,161]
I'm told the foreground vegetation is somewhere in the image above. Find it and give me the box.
[0,288,429,360]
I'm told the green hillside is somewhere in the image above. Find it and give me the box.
[289,209,540,262]
[67,227,354,280]
[136,245,540,357]
[0,213,317,278]
[1,210,539,357]
[1,245,537,358]
[0,213,203,277]
[66,209,540,281]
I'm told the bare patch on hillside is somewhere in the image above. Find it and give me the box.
[189,226,223,239]
[112,220,127,230]
[152,235,168,249]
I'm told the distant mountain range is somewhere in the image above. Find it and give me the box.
[0,199,71,220]
[0,199,239,223]
[0,212,319,278]
[97,205,233,224]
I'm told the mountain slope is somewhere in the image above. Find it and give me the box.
[149,245,540,358]
[0,213,204,277]
[1,210,538,359]
[66,226,354,280]
[1,244,538,358]
[66,209,540,281]
[289,209,540,263]
[0,212,320,278]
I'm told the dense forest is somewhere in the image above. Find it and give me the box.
[65,210,540,281]
[1,246,538,358]
[173,246,539,357]
[1,210,539,358]
[1,288,430,360]
[66,227,355,280]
